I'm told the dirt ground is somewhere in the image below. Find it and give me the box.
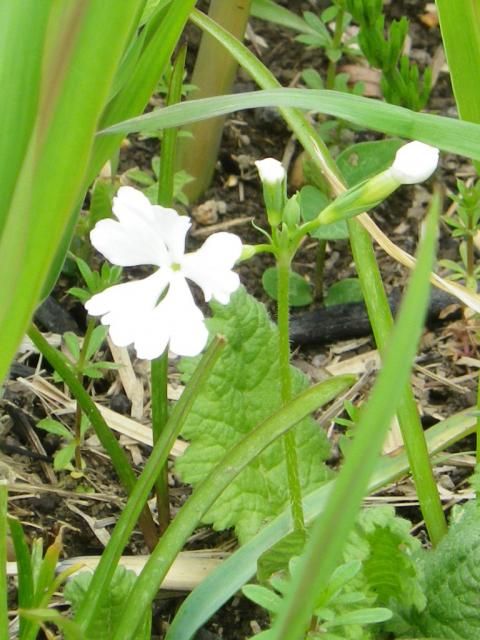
[2,1,479,638]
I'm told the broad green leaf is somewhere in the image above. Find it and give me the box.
[324,278,363,306]
[345,506,425,615]
[65,568,151,640]
[336,139,404,187]
[175,287,330,542]
[411,501,480,638]
[262,267,313,307]
[100,88,480,161]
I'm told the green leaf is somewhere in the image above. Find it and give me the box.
[325,607,392,627]
[64,332,81,362]
[336,139,404,187]
[85,325,109,361]
[258,529,307,583]
[242,584,283,615]
[65,567,151,640]
[36,418,72,441]
[411,501,480,638]
[262,267,313,307]
[175,287,331,542]
[54,442,77,471]
[251,0,316,35]
[89,179,115,228]
[100,88,480,162]
[324,278,363,306]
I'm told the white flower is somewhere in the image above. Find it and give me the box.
[85,187,242,359]
[389,141,439,185]
[255,157,286,184]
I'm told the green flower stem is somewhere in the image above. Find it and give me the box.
[277,249,305,533]
[27,324,159,551]
[190,7,446,542]
[75,337,226,635]
[348,217,447,545]
[111,375,354,640]
[0,479,8,638]
[151,353,170,534]
[326,5,346,90]
[73,316,95,470]
[151,45,187,534]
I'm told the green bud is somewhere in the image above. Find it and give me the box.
[283,193,301,229]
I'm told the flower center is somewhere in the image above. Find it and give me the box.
[171,262,182,272]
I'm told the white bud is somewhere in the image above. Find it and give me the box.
[390,141,439,185]
[255,157,286,185]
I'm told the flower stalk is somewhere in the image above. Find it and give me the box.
[277,248,306,534]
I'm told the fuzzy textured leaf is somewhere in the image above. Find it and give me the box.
[411,501,480,639]
[175,287,331,543]
[64,567,151,640]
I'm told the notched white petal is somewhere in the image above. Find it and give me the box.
[150,206,191,263]
[182,232,242,304]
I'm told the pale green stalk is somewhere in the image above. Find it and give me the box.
[277,249,305,533]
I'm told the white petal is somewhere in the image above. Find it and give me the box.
[85,270,170,347]
[90,218,167,267]
[91,187,169,267]
[135,273,208,358]
[181,232,242,304]
[150,205,191,263]
[255,158,286,184]
[389,142,439,184]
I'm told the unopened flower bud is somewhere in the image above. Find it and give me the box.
[255,157,287,227]
[389,141,439,185]
[283,193,301,229]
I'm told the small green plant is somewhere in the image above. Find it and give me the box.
[37,414,91,474]
[125,155,193,205]
[440,179,480,290]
